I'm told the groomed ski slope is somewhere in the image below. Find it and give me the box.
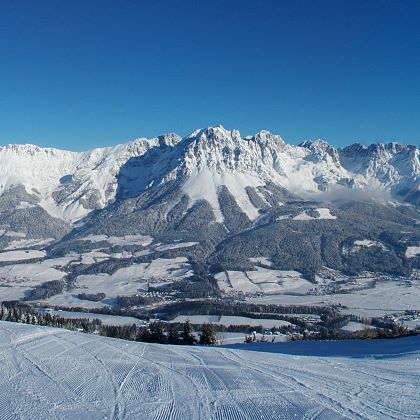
[0,322,418,420]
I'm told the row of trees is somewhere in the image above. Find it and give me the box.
[0,303,217,346]
[152,299,338,320]
[100,321,216,345]
[24,280,65,300]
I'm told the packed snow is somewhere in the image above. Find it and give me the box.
[0,321,418,419]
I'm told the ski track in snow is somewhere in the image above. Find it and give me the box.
[0,321,419,419]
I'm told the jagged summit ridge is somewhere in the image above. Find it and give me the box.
[0,125,418,224]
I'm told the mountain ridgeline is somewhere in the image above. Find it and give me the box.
[0,126,419,280]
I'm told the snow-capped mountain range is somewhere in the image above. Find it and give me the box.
[0,125,418,224]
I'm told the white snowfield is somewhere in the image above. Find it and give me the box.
[406,246,420,258]
[75,257,193,298]
[0,263,66,301]
[0,322,418,420]
[293,208,337,221]
[342,240,390,255]
[81,234,154,247]
[250,279,420,318]
[0,249,46,262]
[215,268,313,294]
[4,238,55,250]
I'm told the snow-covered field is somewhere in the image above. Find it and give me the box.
[406,245,420,258]
[342,240,390,255]
[66,239,198,264]
[81,234,154,247]
[0,263,66,301]
[215,268,313,295]
[0,249,46,262]
[250,279,420,319]
[154,242,198,252]
[75,258,193,298]
[35,292,108,309]
[4,238,55,250]
[293,208,337,220]
[0,321,418,419]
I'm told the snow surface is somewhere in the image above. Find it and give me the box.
[35,292,108,309]
[4,238,55,250]
[0,138,164,222]
[250,279,420,318]
[0,263,66,301]
[75,258,193,298]
[0,249,46,261]
[82,234,154,247]
[0,321,418,419]
[248,257,273,267]
[343,240,390,255]
[0,127,418,224]
[154,242,198,252]
[293,208,337,221]
[406,246,420,258]
[354,240,380,247]
[0,263,65,282]
[215,268,313,295]
[182,169,262,222]
[276,214,291,221]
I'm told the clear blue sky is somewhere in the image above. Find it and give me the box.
[0,0,419,150]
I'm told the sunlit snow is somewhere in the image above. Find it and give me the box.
[0,322,418,419]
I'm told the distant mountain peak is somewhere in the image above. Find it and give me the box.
[0,127,418,225]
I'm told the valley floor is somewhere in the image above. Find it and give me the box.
[0,322,418,419]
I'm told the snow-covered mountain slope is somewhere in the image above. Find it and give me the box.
[0,134,180,222]
[1,321,418,419]
[0,126,418,226]
[339,142,420,205]
[117,126,355,222]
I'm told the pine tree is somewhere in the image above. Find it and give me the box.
[149,322,166,343]
[199,323,216,345]
[167,323,180,345]
[181,320,196,345]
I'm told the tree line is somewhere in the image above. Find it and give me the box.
[0,302,217,346]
